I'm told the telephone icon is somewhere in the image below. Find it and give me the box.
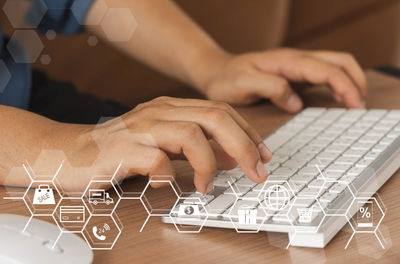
[92,223,110,241]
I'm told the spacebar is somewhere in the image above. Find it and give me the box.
[203,194,236,216]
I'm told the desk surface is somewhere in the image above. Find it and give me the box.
[1,70,400,264]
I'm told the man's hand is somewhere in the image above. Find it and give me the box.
[84,97,271,194]
[199,48,367,113]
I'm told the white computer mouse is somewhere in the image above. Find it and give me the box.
[0,214,93,264]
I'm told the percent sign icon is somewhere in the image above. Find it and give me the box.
[360,206,371,218]
[357,202,373,227]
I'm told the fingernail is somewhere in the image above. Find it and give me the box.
[256,160,268,179]
[287,94,303,111]
[206,182,214,193]
[258,143,272,161]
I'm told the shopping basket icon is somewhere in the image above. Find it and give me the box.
[297,208,313,223]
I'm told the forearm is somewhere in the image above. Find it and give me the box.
[0,105,89,187]
[86,0,231,92]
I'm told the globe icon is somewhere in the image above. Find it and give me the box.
[264,185,290,211]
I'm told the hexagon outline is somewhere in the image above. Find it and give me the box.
[139,176,181,232]
[52,197,91,233]
[169,197,209,233]
[82,180,121,215]
[227,197,267,233]
[287,196,327,234]
[345,196,385,233]
[23,180,62,216]
[81,213,122,250]
[257,180,295,215]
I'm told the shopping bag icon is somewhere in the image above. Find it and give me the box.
[33,185,55,205]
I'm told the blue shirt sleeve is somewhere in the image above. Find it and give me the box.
[26,0,94,34]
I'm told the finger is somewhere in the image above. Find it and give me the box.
[156,106,269,183]
[144,121,218,194]
[120,144,176,188]
[239,71,303,113]
[166,140,238,170]
[278,56,364,108]
[209,140,238,170]
[151,96,272,162]
[308,51,367,97]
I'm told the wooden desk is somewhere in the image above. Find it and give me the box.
[1,70,400,263]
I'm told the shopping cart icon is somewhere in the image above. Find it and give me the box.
[297,208,313,223]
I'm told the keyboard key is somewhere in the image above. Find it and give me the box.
[356,159,373,168]
[183,193,215,205]
[364,150,381,160]
[282,159,307,169]
[335,156,359,165]
[346,166,365,176]
[328,183,347,194]
[224,185,251,196]
[339,175,357,184]
[298,167,320,176]
[273,167,297,177]
[235,177,258,187]
[343,149,367,158]
[319,192,338,203]
[291,174,314,184]
[203,194,236,215]
[298,187,322,197]
[326,164,351,173]
[213,177,236,188]
[308,179,333,190]
[264,133,293,152]
[288,180,306,193]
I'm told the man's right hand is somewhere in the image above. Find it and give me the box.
[83,96,272,194]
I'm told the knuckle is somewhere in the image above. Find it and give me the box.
[152,96,172,102]
[151,149,169,168]
[206,108,229,124]
[180,123,202,138]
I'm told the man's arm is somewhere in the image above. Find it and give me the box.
[87,0,367,112]
[86,0,228,93]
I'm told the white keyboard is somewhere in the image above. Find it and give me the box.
[163,108,400,247]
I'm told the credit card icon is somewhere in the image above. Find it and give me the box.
[60,206,85,223]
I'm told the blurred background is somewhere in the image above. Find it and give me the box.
[1,0,400,108]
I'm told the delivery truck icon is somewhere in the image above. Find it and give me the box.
[88,189,114,205]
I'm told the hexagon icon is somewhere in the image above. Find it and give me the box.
[140,176,181,231]
[169,197,208,233]
[82,214,122,250]
[260,180,295,215]
[287,197,326,234]
[23,181,62,215]
[227,197,266,233]
[54,198,90,232]
[72,0,108,25]
[7,30,44,63]
[3,0,47,28]
[100,8,138,42]
[83,181,120,215]
[0,60,11,93]
[346,196,385,233]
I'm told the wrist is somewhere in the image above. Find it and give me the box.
[185,46,233,96]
